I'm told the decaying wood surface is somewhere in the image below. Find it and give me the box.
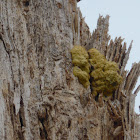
[0,0,139,140]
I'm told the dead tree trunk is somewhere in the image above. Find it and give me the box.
[0,0,139,140]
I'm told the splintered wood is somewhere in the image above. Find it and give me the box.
[0,0,139,140]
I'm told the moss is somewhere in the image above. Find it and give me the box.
[71,46,90,88]
[88,48,105,69]
[71,46,90,73]
[88,48,122,97]
[70,46,122,97]
[73,66,90,88]
[104,61,119,71]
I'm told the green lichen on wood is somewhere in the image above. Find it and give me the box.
[73,66,90,88]
[70,46,122,97]
[88,48,122,97]
[70,46,90,88]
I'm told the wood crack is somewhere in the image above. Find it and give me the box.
[0,34,15,90]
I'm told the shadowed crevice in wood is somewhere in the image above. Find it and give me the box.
[19,96,26,128]
[38,108,48,140]
[23,1,30,7]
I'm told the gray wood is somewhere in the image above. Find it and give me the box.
[0,0,139,139]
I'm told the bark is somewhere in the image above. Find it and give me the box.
[0,0,139,140]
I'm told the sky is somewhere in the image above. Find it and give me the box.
[78,0,140,114]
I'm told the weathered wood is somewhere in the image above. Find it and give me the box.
[0,0,139,140]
